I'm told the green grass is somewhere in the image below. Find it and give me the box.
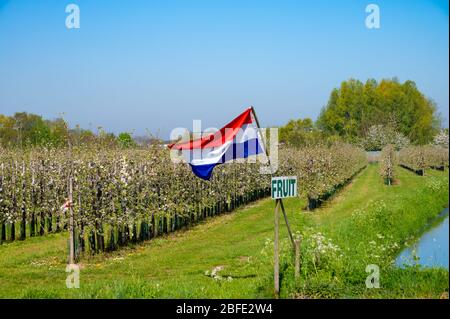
[278,164,449,298]
[0,164,448,298]
[0,198,306,298]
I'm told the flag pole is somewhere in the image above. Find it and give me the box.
[250,106,283,297]
[250,106,272,171]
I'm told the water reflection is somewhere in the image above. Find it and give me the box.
[396,208,449,269]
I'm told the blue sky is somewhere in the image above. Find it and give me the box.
[0,0,448,138]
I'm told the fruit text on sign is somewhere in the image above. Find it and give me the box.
[271,176,297,199]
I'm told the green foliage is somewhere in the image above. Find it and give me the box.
[0,112,126,148]
[0,112,68,147]
[70,125,96,146]
[317,79,441,145]
[118,132,135,148]
[279,118,325,147]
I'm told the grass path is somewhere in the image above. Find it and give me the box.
[0,164,448,298]
[0,192,306,298]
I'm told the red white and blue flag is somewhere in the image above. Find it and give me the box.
[168,107,266,180]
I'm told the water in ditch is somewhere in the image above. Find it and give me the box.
[396,207,449,269]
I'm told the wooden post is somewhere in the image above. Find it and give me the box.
[280,200,295,248]
[65,115,75,264]
[294,238,301,280]
[274,199,280,297]
[68,176,75,264]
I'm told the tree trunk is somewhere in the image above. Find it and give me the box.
[151,214,155,238]
[47,214,52,233]
[40,212,45,236]
[132,223,137,243]
[79,223,85,252]
[30,212,35,237]
[56,216,60,232]
[10,222,15,241]
[20,205,26,240]
[89,230,96,253]
[96,223,105,252]
[108,228,116,252]
[163,216,167,234]
[117,225,123,246]
[123,224,130,244]
[0,223,5,243]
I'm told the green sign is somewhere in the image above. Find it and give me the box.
[271,176,297,199]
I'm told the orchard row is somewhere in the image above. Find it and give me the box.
[0,143,367,253]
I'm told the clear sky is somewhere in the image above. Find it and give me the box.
[0,0,448,138]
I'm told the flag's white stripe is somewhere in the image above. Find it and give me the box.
[185,140,233,166]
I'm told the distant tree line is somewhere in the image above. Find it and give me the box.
[279,78,445,150]
[0,112,161,149]
[1,78,446,151]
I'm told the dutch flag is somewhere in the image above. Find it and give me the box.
[169,107,266,180]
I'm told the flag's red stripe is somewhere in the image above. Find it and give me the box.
[169,108,254,150]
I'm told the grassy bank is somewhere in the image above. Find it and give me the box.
[277,164,449,298]
[0,164,447,298]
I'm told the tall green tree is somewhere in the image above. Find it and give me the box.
[317,78,441,144]
[279,118,340,147]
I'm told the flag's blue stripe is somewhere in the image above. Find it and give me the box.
[189,138,263,180]
[220,138,263,164]
[189,163,218,180]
